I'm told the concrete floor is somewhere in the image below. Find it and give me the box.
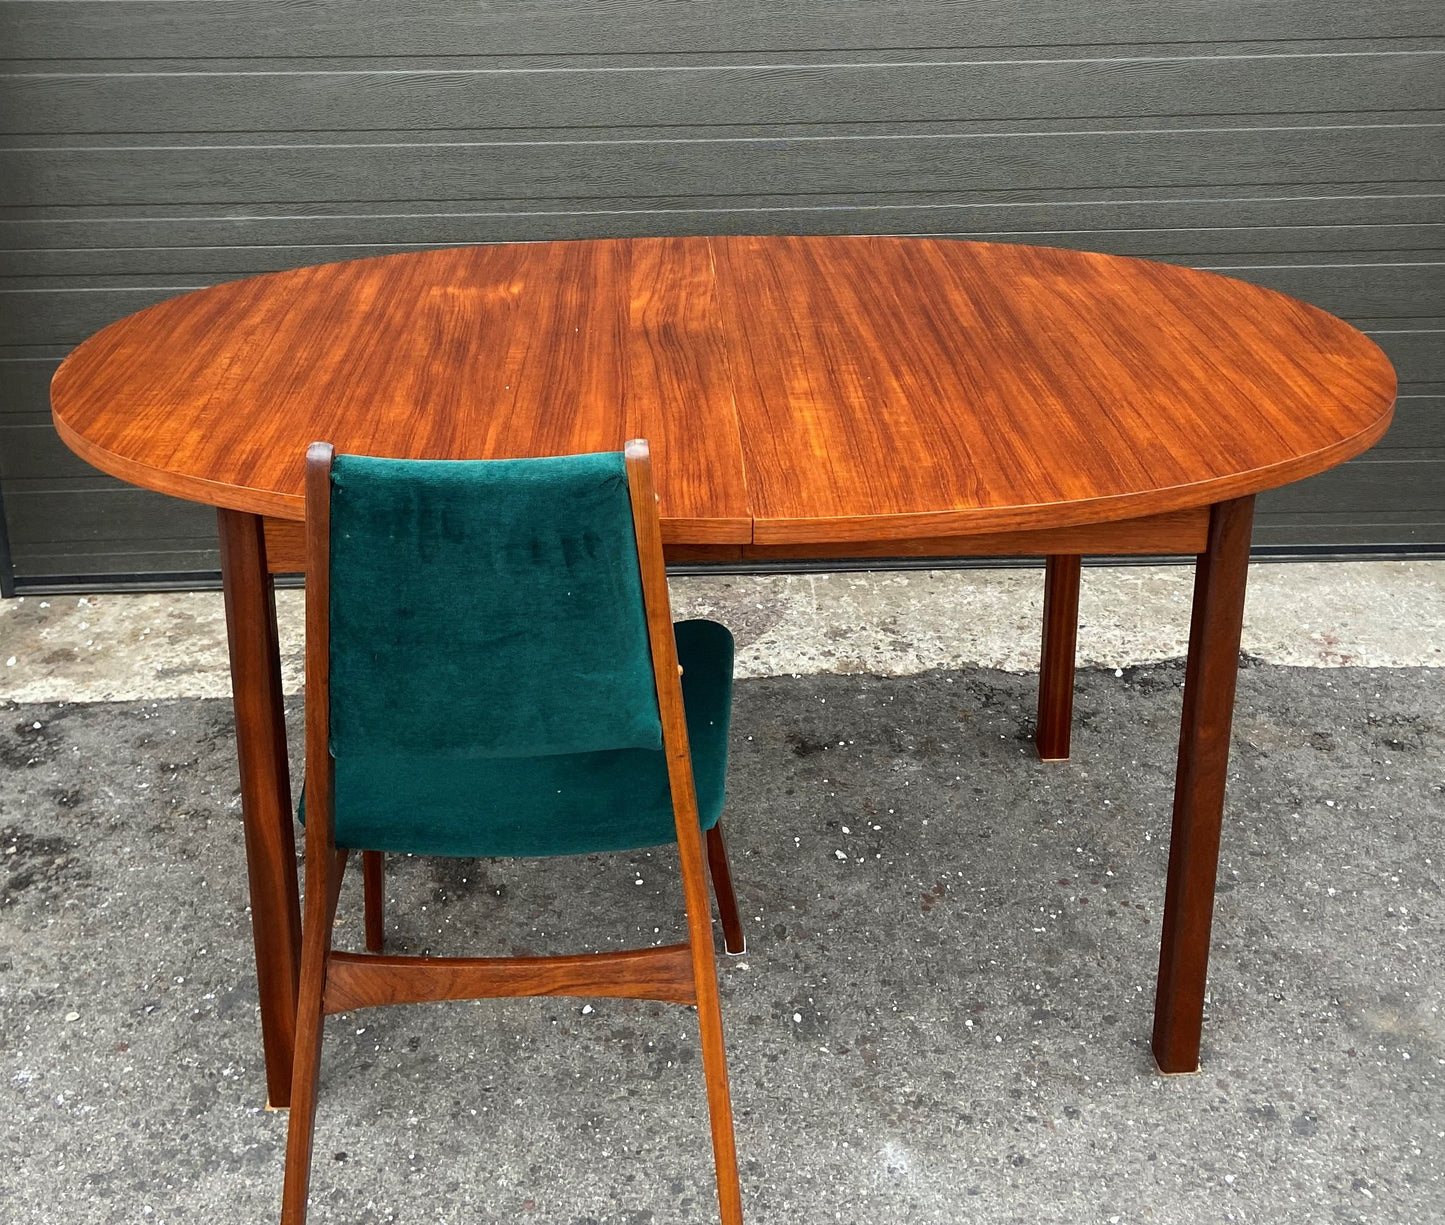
[2,561,1442,703]
[1,564,1442,1223]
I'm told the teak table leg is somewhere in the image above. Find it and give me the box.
[1036,554,1081,761]
[1152,496,1254,1074]
[218,508,303,1107]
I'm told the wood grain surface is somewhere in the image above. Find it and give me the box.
[51,237,1395,543]
[216,506,301,1106]
[52,238,751,542]
[322,945,699,1013]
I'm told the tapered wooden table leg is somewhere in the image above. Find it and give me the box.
[218,508,302,1107]
[1152,496,1254,1074]
[1036,554,1081,761]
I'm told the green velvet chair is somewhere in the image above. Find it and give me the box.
[281,440,745,1225]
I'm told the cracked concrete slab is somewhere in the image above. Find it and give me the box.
[2,561,1441,704]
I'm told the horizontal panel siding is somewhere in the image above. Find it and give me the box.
[3,482,215,545]
[6,51,1444,134]
[1260,457,1445,514]
[3,213,1443,279]
[1252,517,1445,548]
[0,358,58,423]
[1364,397,1445,450]
[1364,331,1444,388]
[6,124,1442,208]
[4,2,1441,59]
[1196,261,1443,318]
[0,288,204,346]
[3,188,1440,247]
[0,2,1441,584]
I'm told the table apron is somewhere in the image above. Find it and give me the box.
[261,506,1209,573]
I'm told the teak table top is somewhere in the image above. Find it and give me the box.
[51,236,1395,544]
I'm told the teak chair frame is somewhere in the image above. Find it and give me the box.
[281,440,744,1224]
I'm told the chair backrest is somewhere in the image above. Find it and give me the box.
[325,451,663,762]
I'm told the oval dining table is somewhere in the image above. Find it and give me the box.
[49,235,1396,1106]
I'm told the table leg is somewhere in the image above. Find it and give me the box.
[218,508,302,1107]
[1036,554,1081,761]
[1152,496,1254,1073]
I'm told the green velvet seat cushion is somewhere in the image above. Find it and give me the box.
[322,619,734,858]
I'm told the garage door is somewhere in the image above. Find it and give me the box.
[1,1,1441,590]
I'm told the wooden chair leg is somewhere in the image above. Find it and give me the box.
[282,848,347,1225]
[362,850,385,953]
[679,833,743,1225]
[695,962,743,1225]
[624,442,741,1219]
[705,824,746,955]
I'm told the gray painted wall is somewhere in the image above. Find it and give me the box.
[1,1,1442,585]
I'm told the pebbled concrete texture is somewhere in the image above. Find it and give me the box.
[1,561,1442,703]
[2,662,1442,1224]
